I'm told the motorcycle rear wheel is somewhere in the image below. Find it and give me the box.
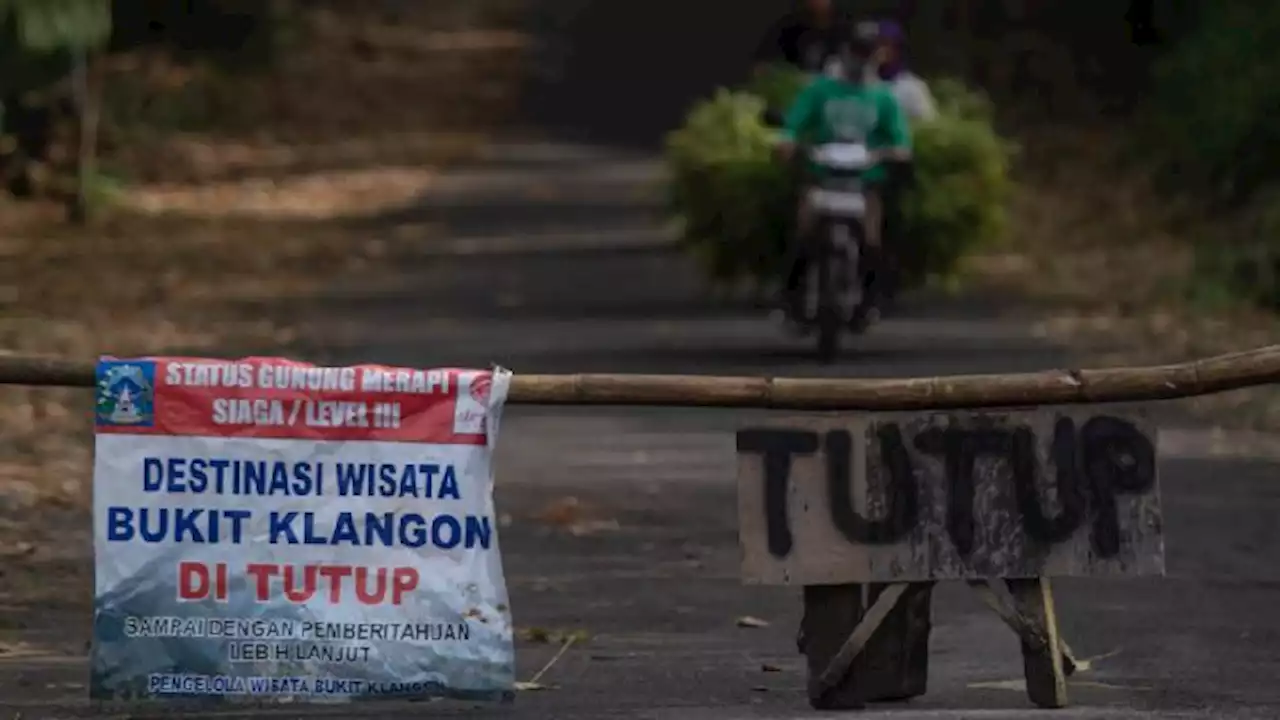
[815,221,850,363]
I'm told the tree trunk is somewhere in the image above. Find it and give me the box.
[69,47,101,224]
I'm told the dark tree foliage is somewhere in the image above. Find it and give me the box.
[109,0,289,69]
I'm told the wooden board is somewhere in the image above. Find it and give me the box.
[800,582,933,708]
[737,410,1165,585]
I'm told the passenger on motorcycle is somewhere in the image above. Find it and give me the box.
[861,18,934,304]
[863,19,937,122]
[752,0,854,77]
[774,30,911,329]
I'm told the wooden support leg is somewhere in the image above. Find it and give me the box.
[800,582,933,709]
[1004,577,1068,709]
[858,582,933,701]
[968,579,1079,676]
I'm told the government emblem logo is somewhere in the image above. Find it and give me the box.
[96,360,156,427]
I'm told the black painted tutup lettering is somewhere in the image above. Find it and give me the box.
[1080,416,1156,558]
[825,426,919,545]
[737,429,820,558]
[913,424,1009,557]
[1012,418,1086,544]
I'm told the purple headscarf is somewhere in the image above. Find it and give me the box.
[874,19,906,80]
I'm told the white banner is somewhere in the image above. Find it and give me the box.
[91,356,514,704]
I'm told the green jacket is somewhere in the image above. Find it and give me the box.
[779,75,910,184]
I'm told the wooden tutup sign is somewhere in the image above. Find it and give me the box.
[737,410,1165,585]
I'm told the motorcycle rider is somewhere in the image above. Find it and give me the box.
[752,0,854,77]
[774,28,912,330]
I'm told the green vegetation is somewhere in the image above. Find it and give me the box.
[1141,2,1280,309]
[663,65,1014,291]
[0,0,293,215]
[0,0,111,50]
[0,0,112,218]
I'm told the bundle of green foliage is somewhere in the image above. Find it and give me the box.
[899,77,1014,285]
[664,65,1014,290]
[747,63,809,115]
[664,88,797,283]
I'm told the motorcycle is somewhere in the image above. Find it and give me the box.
[764,109,880,363]
[796,141,879,362]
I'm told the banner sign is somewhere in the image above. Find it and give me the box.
[91,356,514,704]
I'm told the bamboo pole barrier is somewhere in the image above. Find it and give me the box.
[3,345,1280,410]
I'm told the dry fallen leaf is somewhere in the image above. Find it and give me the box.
[736,616,770,629]
[534,496,586,527]
[518,627,591,645]
[535,497,620,536]
[568,519,621,537]
[5,542,35,557]
[514,681,551,692]
[519,627,552,644]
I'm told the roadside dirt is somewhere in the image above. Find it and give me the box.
[963,128,1280,431]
